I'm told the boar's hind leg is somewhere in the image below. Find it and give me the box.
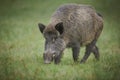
[80,40,97,63]
[72,45,80,62]
[92,45,99,60]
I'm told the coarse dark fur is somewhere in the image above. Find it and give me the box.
[38,3,103,64]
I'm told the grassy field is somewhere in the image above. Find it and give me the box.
[0,0,120,80]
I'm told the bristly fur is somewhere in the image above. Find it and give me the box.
[39,3,103,64]
[50,3,103,46]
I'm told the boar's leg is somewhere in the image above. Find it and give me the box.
[54,53,62,64]
[80,45,91,63]
[92,45,99,60]
[80,40,97,63]
[72,45,80,62]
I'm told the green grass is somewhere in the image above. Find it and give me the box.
[0,0,120,80]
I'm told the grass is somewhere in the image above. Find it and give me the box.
[0,0,120,80]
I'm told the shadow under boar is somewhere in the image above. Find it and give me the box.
[38,4,103,64]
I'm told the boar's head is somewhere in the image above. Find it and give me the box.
[38,22,66,64]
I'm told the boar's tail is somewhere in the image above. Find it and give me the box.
[97,12,103,18]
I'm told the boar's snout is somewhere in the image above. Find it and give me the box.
[44,60,51,64]
[43,51,55,64]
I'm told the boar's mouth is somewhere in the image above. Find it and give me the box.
[44,53,55,64]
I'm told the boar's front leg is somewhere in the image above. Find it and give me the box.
[72,43,80,62]
[54,53,62,64]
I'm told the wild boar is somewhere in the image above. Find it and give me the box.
[38,4,103,64]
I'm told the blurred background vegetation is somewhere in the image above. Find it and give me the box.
[0,0,120,80]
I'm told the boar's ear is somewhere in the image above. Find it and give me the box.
[55,22,64,34]
[38,23,45,33]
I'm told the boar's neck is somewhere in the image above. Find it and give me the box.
[62,36,70,47]
[49,18,62,27]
